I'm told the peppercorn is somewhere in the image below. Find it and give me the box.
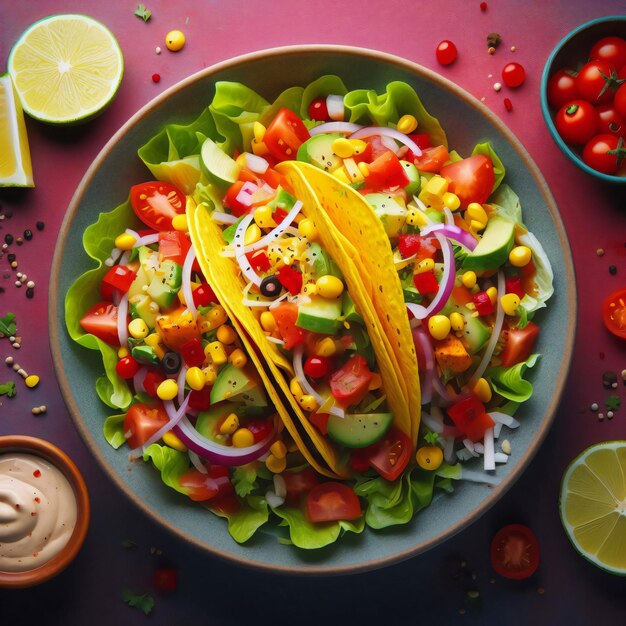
[23,229,33,241]
[36,221,45,231]
[486,32,502,49]
[602,371,618,389]
[609,265,617,275]
[4,234,13,245]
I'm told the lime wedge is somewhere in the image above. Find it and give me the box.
[0,73,34,187]
[200,138,241,187]
[8,14,123,124]
[560,440,626,575]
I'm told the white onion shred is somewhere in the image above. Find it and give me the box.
[273,474,287,499]
[117,293,129,347]
[244,153,269,174]
[241,281,276,308]
[349,126,423,157]
[188,450,208,474]
[265,490,285,508]
[459,469,501,486]
[326,95,345,121]
[176,365,188,405]
[182,245,198,317]
[128,229,159,247]
[421,410,442,434]
[443,436,455,464]
[443,206,455,226]
[483,427,496,471]
[494,422,503,439]
[489,412,520,429]
[265,336,285,345]
[211,211,239,225]
[494,452,509,464]
[233,213,263,287]
[309,121,363,136]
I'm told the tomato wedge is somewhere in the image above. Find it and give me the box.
[365,427,412,481]
[282,467,320,504]
[178,466,233,502]
[499,322,539,367]
[263,108,310,162]
[272,302,305,349]
[602,287,626,339]
[80,301,121,346]
[306,481,362,522]
[413,145,450,173]
[123,402,169,448]
[439,154,495,209]
[329,355,373,408]
[365,150,410,190]
[130,181,186,231]
[490,524,540,579]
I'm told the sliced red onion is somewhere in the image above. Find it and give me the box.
[309,121,363,136]
[182,245,198,317]
[326,95,345,121]
[243,152,269,174]
[412,327,434,405]
[211,211,239,225]
[468,270,505,387]
[188,450,208,474]
[173,415,274,466]
[176,365,188,405]
[419,223,478,251]
[235,181,257,208]
[483,427,496,471]
[349,126,422,157]
[133,366,148,394]
[443,207,455,226]
[489,412,520,429]
[117,293,129,347]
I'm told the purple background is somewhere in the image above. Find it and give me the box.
[1,1,625,623]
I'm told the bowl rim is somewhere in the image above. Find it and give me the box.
[540,15,626,184]
[0,435,90,588]
[49,44,576,575]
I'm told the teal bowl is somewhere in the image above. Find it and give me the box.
[50,46,576,575]
[540,16,626,184]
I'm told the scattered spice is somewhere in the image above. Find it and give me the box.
[486,32,502,50]
[504,98,513,111]
[152,73,161,83]
[597,247,605,256]
[4,234,14,245]
[480,1,488,10]
[621,369,626,384]
[155,46,162,55]
[511,46,517,52]
[493,82,502,92]
[609,265,617,275]
[36,221,45,231]
[23,229,32,241]
[603,371,618,389]
[590,402,599,411]
[26,288,34,299]
[488,47,496,55]
[15,237,23,246]
[31,406,47,416]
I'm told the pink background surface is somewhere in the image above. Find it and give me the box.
[1,1,626,623]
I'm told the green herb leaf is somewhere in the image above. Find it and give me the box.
[424,431,439,445]
[0,313,16,337]
[606,395,621,412]
[122,589,154,615]
[134,3,152,22]
[232,465,258,497]
[0,381,16,398]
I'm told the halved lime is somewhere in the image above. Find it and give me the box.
[0,74,34,187]
[7,14,123,124]
[560,441,626,575]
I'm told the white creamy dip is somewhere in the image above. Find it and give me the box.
[0,453,77,572]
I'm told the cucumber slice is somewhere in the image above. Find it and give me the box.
[327,412,393,448]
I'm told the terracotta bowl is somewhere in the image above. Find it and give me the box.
[0,436,90,588]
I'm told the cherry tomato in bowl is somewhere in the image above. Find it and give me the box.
[602,287,626,339]
[582,134,626,175]
[490,524,540,579]
[555,100,599,144]
[547,68,580,109]
[590,36,626,70]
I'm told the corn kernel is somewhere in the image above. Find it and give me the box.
[144,333,160,347]
[414,258,435,275]
[254,205,276,229]
[406,207,429,227]
[201,305,228,332]
[316,337,337,357]
[217,324,237,345]
[316,275,344,299]
[332,168,350,184]
[466,202,488,223]
[357,161,370,178]
[486,286,498,304]
[157,379,178,401]
[428,314,451,340]
[332,137,355,158]
[299,394,319,412]
[172,214,188,231]
[260,311,277,332]
[186,366,206,391]
[232,428,255,448]
[449,311,465,331]
[368,373,382,391]
[442,192,461,211]
[205,341,227,365]
[418,175,449,210]
[298,218,318,240]
[302,282,318,296]
[128,318,149,339]
[349,139,368,155]
[253,121,266,142]
[220,413,239,435]
[163,431,187,451]
[270,440,287,459]
[469,219,486,233]
[461,271,477,289]
[203,364,217,385]
[266,453,287,473]
[509,245,532,267]
[251,139,269,156]
[229,348,248,368]
[397,114,418,134]
[244,223,262,246]
[290,377,304,399]
[117,346,129,358]
[473,377,492,403]
[500,293,521,316]
[114,233,137,250]
[25,375,40,389]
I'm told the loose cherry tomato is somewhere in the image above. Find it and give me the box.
[272,302,305,350]
[263,108,310,162]
[575,60,616,104]
[124,402,169,448]
[130,181,186,231]
[100,265,137,301]
[365,427,412,481]
[306,481,362,523]
[178,466,232,502]
[192,283,218,307]
[490,524,540,579]
[282,467,320,504]
[308,97,329,121]
[158,230,190,266]
[436,40,458,66]
[582,134,626,175]
[439,154,495,209]
[595,102,625,137]
[499,321,539,367]
[614,83,626,120]
[329,355,373,408]
[116,355,140,379]
[547,68,580,109]
[446,395,494,441]
[589,36,626,71]
[79,301,121,346]
[303,355,333,379]
[414,145,450,173]
[153,568,178,593]
[602,287,626,339]
[502,62,526,88]
[555,100,599,145]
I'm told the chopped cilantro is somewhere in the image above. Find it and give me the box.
[122,589,154,615]
[424,431,439,445]
[134,3,152,22]
[0,313,16,337]
[232,465,258,497]
[0,382,16,398]
[606,395,621,412]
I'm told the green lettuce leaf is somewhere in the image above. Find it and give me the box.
[232,464,258,497]
[103,414,127,449]
[517,230,554,313]
[192,181,225,211]
[486,354,540,402]
[472,142,505,192]
[142,444,190,495]
[489,183,523,224]
[209,495,269,543]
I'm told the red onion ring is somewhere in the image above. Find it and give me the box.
[419,223,478,251]
[349,126,423,157]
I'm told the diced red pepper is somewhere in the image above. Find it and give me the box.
[473,291,495,316]
[224,180,253,218]
[101,265,137,301]
[179,337,205,367]
[505,276,524,299]
[192,283,218,307]
[247,419,274,443]
[308,412,330,435]
[413,271,439,295]
[276,265,303,295]
[447,394,495,441]
[245,248,271,273]
[273,207,289,223]
[187,386,212,411]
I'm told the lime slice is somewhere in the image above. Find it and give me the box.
[0,73,34,187]
[7,14,123,124]
[560,440,626,575]
[200,138,241,187]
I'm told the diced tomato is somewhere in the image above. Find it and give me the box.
[308,412,330,435]
[263,108,311,162]
[178,466,233,502]
[101,265,137,301]
[505,276,524,299]
[306,482,362,523]
[349,448,371,473]
[130,181,186,231]
[187,386,212,411]
[413,145,450,173]
[276,265,303,295]
[447,394,495,441]
[282,467,320,504]
[451,285,473,306]
[246,419,274,443]
[499,322,539,367]
[473,291,495,316]
[192,283,218,307]
[272,207,289,223]
[245,248,271,273]
[439,154,495,209]
[153,568,178,593]
[80,301,121,346]
[329,355,373,408]
[409,133,431,150]
[398,234,422,258]
[365,150,410,190]
[272,302,305,349]
[142,369,166,398]
[158,231,191,267]
[179,337,205,367]
[224,180,252,218]
[413,271,439,295]
[364,427,412,481]
[123,402,169,448]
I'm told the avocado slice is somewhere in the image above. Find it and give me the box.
[327,412,393,448]
[296,133,344,173]
[128,246,159,299]
[195,405,233,443]
[363,193,408,238]
[129,294,158,329]
[442,300,491,355]
[131,344,159,365]
[461,215,515,272]
[341,292,363,324]
[200,137,240,188]
[401,160,421,197]
[210,364,267,406]
[304,242,343,279]
[296,296,343,335]
[147,259,183,309]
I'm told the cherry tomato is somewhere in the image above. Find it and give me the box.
[547,68,580,109]
[100,265,137,301]
[130,181,186,231]
[79,301,121,346]
[436,40,458,66]
[192,283,218,307]
[447,395,495,441]
[178,466,232,502]
[306,481,362,523]
[595,102,625,137]
[589,36,626,71]
[614,83,626,120]
[303,355,333,379]
[246,419,274,443]
[115,355,140,379]
[439,154,495,209]
[602,287,626,339]
[490,524,540,579]
[499,321,539,367]
[582,134,626,175]
[153,568,178,593]
[308,97,329,121]
[123,402,169,449]
[502,62,526,88]
[555,100,599,145]
[329,354,373,408]
[272,302,305,350]
[575,60,615,104]
[263,108,310,162]
[282,467,320,504]
[365,427,412,481]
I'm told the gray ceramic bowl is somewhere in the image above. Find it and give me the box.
[50,45,576,575]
